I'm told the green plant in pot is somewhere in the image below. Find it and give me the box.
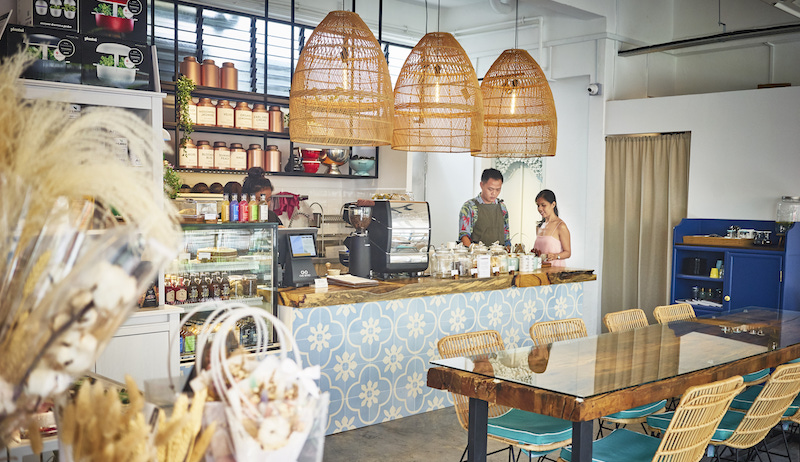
[175,75,196,147]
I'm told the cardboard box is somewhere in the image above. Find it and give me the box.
[1,25,82,83]
[81,35,152,90]
[15,0,79,31]
[80,0,146,43]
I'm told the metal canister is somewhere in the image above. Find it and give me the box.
[268,106,284,132]
[179,56,201,85]
[264,145,281,172]
[195,98,216,126]
[252,103,269,131]
[196,140,214,169]
[213,141,229,170]
[230,143,247,171]
[234,101,252,130]
[246,144,265,169]
[200,59,219,87]
[178,138,197,168]
[216,100,234,128]
[221,62,238,90]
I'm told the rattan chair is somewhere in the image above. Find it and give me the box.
[529,318,667,438]
[438,330,572,462]
[648,362,800,461]
[653,303,696,324]
[603,308,648,333]
[559,376,745,462]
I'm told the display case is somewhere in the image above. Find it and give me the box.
[164,222,278,363]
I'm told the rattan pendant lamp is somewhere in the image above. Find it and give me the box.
[290,10,394,146]
[392,4,483,152]
[475,1,557,157]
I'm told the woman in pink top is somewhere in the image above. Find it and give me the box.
[532,189,571,266]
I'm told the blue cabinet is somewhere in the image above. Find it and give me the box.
[671,219,800,316]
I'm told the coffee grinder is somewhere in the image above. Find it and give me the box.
[341,202,373,278]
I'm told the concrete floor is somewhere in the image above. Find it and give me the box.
[323,408,800,462]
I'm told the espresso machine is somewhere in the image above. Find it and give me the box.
[340,203,373,278]
[369,200,431,279]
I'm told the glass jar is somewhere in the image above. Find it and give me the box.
[178,138,197,169]
[195,98,216,126]
[234,101,252,129]
[242,274,258,297]
[216,99,234,128]
[213,141,229,170]
[489,243,509,275]
[196,140,214,169]
[252,103,269,131]
[777,196,800,227]
[507,253,519,274]
[228,275,243,298]
[470,242,488,271]
[453,246,471,278]
[434,246,454,278]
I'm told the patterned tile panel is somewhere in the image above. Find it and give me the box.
[290,282,586,435]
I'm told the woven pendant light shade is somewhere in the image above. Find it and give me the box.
[290,10,393,146]
[475,49,557,157]
[392,32,484,152]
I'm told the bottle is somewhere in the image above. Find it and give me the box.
[195,98,216,126]
[259,194,270,222]
[188,275,200,303]
[239,194,250,222]
[165,275,176,305]
[221,272,231,300]
[221,194,230,222]
[252,103,269,131]
[211,272,222,299]
[175,274,187,305]
[230,194,239,222]
[184,322,196,355]
[179,325,185,356]
[249,194,259,222]
[234,101,252,129]
[216,99,234,128]
[199,272,210,302]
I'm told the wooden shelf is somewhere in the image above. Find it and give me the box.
[164,121,289,139]
[174,167,376,179]
[161,81,289,106]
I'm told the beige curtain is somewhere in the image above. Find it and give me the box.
[601,133,690,326]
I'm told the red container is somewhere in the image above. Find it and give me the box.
[301,149,321,161]
[302,161,320,173]
[94,14,135,33]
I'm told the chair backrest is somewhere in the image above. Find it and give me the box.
[653,303,696,324]
[437,330,510,431]
[603,308,649,332]
[529,318,587,346]
[654,375,745,461]
[722,362,800,450]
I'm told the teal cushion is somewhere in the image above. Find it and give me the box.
[647,410,746,442]
[788,357,800,364]
[742,368,770,383]
[487,409,572,448]
[559,429,661,462]
[604,399,667,420]
[730,384,800,417]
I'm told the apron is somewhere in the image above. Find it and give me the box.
[471,200,505,245]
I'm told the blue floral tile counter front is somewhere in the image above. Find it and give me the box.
[281,281,587,435]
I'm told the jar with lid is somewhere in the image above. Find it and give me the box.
[213,141,229,170]
[268,106,284,132]
[234,102,252,130]
[216,100,234,128]
[221,62,238,90]
[228,275,243,298]
[242,274,258,297]
[178,139,197,169]
[230,143,247,171]
[264,145,281,172]
[179,56,201,85]
[489,243,508,275]
[453,246,471,278]
[434,246,455,278]
[507,253,520,274]
[247,144,265,169]
[200,59,219,87]
[252,103,269,131]
[195,98,216,126]
[196,140,214,169]
[183,98,197,126]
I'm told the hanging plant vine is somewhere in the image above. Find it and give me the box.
[175,75,196,148]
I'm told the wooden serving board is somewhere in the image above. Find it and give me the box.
[683,235,754,248]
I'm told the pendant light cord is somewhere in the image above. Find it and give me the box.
[437,0,440,32]
[514,0,519,48]
[424,0,428,34]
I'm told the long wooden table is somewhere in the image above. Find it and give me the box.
[427,309,800,462]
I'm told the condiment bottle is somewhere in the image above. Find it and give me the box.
[174,275,187,305]
[188,275,200,303]
[252,103,269,131]
[249,194,258,222]
[246,144,265,169]
[210,272,222,299]
[164,275,175,305]
[195,98,216,126]
[221,194,230,222]
[198,272,210,301]
[200,59,220,87]
[230,194,239,222]
[229,142,247,171]
[265,145,281,172]
[259,194,270,222]
[216,100,234,128]
[178,138,198,169]
[213,141,230,170]
[239,194,249,222]
[220,272,231,300]
[234,101,252,129]
[179,56,201,85]
[268,106,284,132]
[221,62,238,90]
[196,140,214,169]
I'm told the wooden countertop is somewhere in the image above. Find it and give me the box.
[278,267,595,308]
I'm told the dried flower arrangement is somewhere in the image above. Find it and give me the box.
[0,52,182,446]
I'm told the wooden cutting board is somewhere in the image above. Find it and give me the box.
[682,235,754,248]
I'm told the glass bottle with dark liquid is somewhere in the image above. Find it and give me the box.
[211,272,222,299]
[221,271,231,300]
[188,275,200,303]
[199,272,210,301]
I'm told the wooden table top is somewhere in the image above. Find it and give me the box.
[428,309,800,422]
[277,267,596,308]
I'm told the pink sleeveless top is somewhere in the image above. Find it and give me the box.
[533,221,566,267]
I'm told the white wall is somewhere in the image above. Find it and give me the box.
[605,85,800,221]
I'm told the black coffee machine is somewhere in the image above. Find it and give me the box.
[340,203,373,278]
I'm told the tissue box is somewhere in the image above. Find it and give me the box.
[81,35,152,90]
[1,25,82,83]
[80,0,146,43]
[15,0,80,31]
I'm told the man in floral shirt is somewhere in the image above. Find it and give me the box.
[458,168,510,247]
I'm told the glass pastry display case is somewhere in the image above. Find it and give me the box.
[164,223,277,362]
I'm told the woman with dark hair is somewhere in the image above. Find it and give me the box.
[532,189,571,266]
[242,167,282,224]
